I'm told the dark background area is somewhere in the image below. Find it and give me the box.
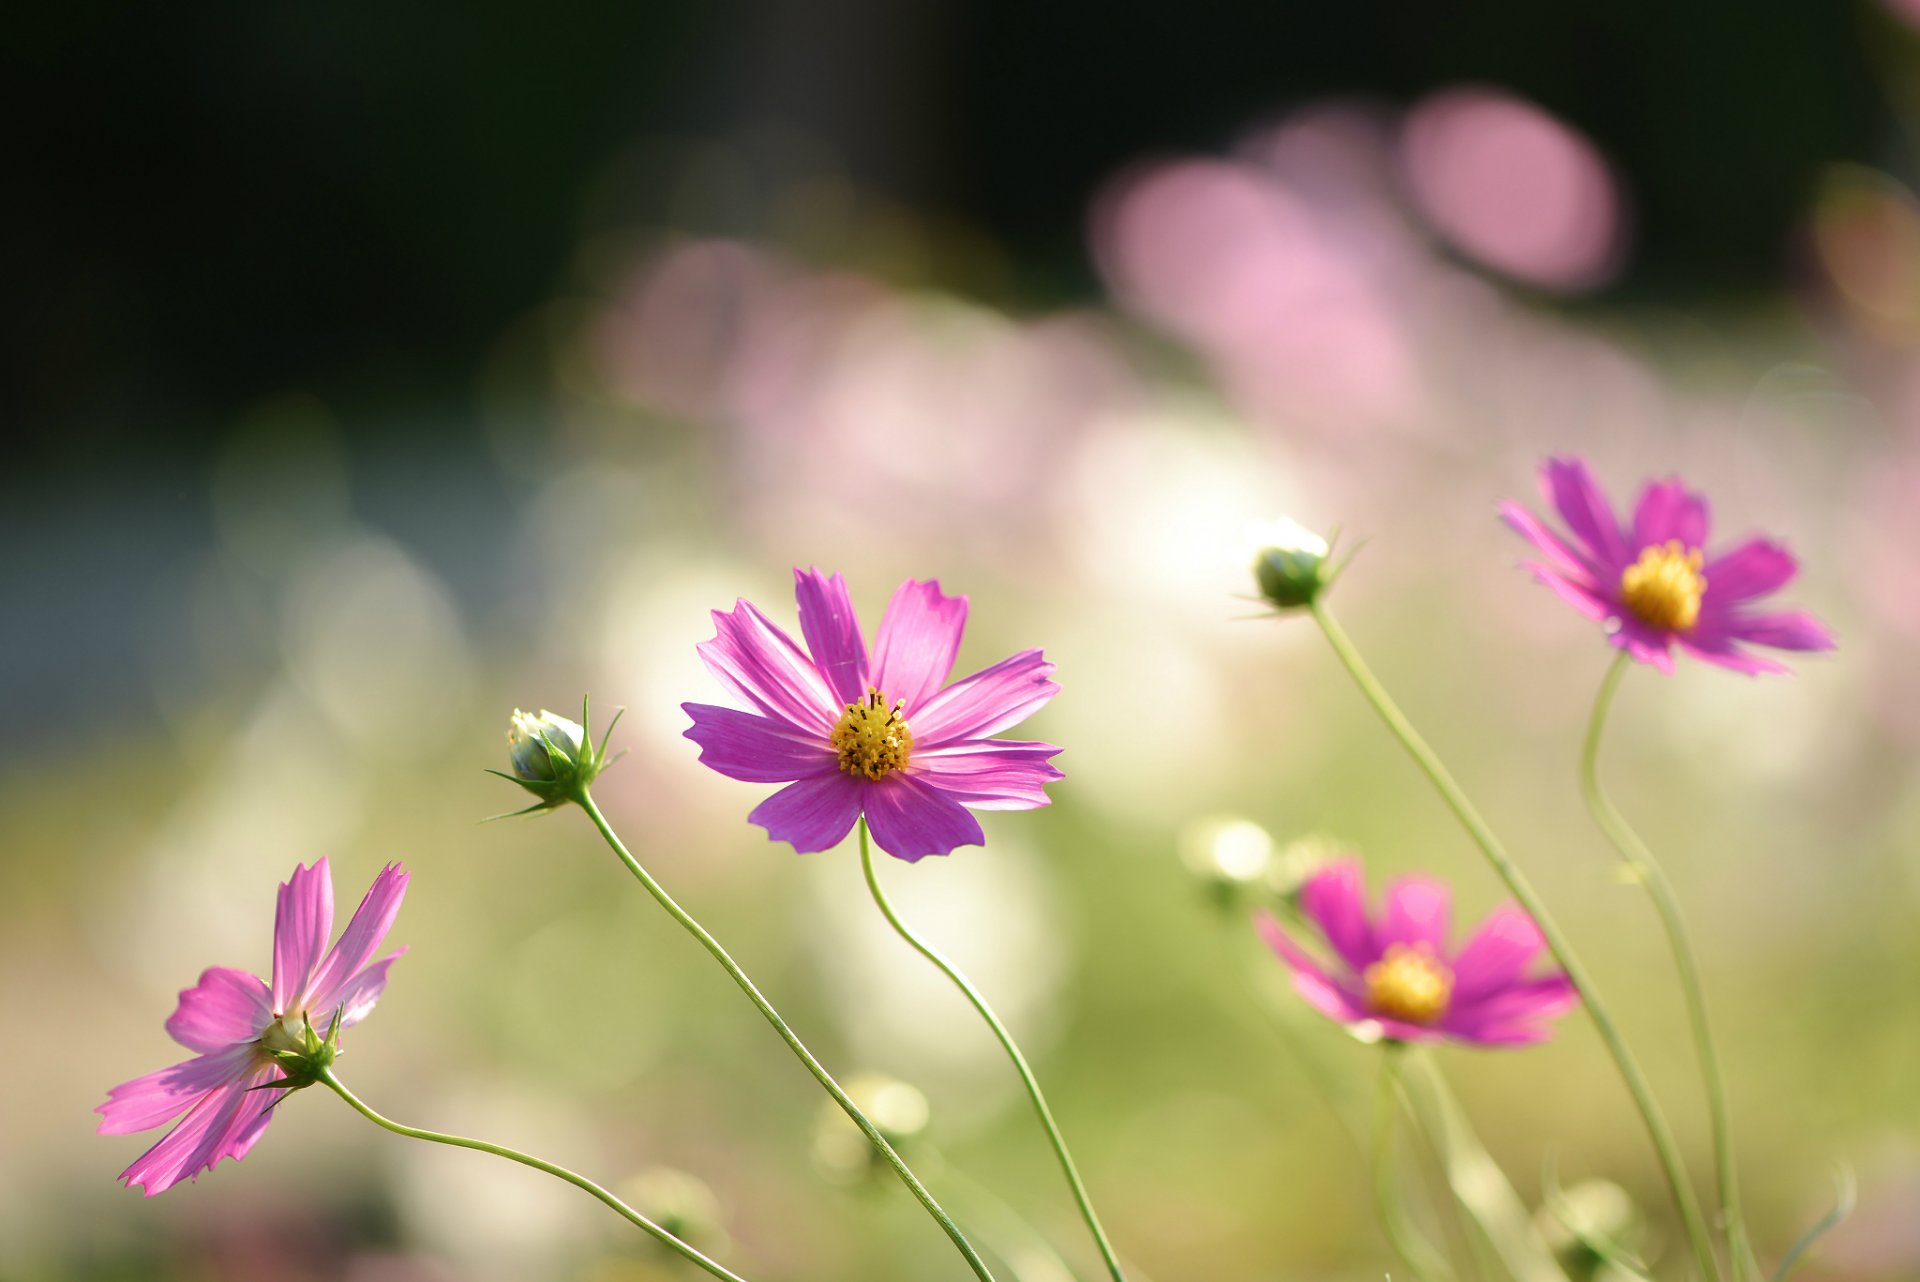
[2,0,1890,475]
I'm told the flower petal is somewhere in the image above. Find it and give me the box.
[861,773,986,861]
[1608,617,1679,673]
[118,1062,285,1197]
[1297,860,1375,973]
[698,600,840,735]
[1542,457,1629,571]
[1380,876,1450,952]
[327,947,406,1029]
[1718,610,1835,654]
[910,649,1059,747]
[1703,538,1798,604]
[306,864,408,1015]
[793,567,871,708]
[1520,562,1614,623]
[1448,904,1547,1003]
[1255,911,1371,1024]
[1631,478,1710,550]
[1499,500,1598,579]
[747,772,864,854]
[163,967,272,1054]
[909,739,1063,810]
[869,579,969,715]
[1443,974,1579,1043]
[1673,630,1789,676]
[683,703,836,783]
[271,860,333,1015]
[97,1044,257,1135]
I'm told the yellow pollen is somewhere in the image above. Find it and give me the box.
[1363,944,1454,1025]
[1619,540,1707,632]
[831,688,913,781]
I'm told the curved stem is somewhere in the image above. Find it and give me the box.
[858,820,1127,1282]
[572,790,995,1282]
[1308,601,1722,1282]
[1373,1048,1460,1282]
[318,1068,749,1282]
[1581,653,1749,1279]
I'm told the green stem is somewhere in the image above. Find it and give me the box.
[1581,653,1749,1279]
[318,1068,749,1282]
[571,790,995,1282]
[1373,1047,1461,1282]
[1308,601,1721,1282]
[858,820,1127,1282]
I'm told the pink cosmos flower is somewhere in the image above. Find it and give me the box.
[1257,860,1577,1046]
[684,568,1063,861]
[98,858,408,1195]
[1500,456,1835,674]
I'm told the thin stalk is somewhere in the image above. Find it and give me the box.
[1581,653,1749,1278]
[1373,1047,1461,1282]
[1307,600,1721,1282]
[858,820,1127,1282]
[318,1068,750,1282]
[572,790,995,1282]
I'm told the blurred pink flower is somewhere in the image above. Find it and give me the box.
[1501,456,1835,674]
[1258,860,1576,1047]
[98,859,408,1195]
[684,568,1062,861]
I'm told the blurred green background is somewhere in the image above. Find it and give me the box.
[10,2,1920,1279]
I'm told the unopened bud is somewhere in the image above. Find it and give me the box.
[1249,517,1332,610]
[493,700,618,812]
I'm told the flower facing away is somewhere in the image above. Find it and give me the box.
[683,568,1063,861]
[1500,456,1834,674]
[97,859,408,1195]
[1257,860,1577,1046]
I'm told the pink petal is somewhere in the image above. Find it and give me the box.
[326,947,406,1029]
[698,600,839,735]
[1542,457,1629,572]
[908,739,1063,811]
[1298,860,1376,972]
[1256,911,1368,1020]
[1520,562,1614,623]
[910,649,1059,747]
[793,567,871,707]
[869,579,969,715]
[1608,617,1679,673]
[747,771,865,854]
[1719,609,1836,653]
[1380,876,1451,952]
[118,1063,285,1197]
[1499,500,1598,578]
[1703,538,1798,604]
[306,864,409,1015]
[683,702,836,783]
[1631,478,1710,550]
[861,773,986,862]
[97,1044,257,1135]
[1673,630,1789,676]
[1448,905,1547,1003]
[271,860,333,1015]
[1443,974,1579,1041]
[164,967,272,1054]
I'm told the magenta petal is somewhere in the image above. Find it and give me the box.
[699,601,839,734]
[1255,912,1371,1024]
[1448,905,1546,1003]
[306,864,408,1015]
[793,567,871,707]
[1499,500,1597,578]
[164,967,272,1054]
[683,702,836,783]
[1380,876,1450,951]
[748,772,864,853]
[1674,630,1788,676]
[1609,617,1679,673]
[1444,974,1580,1040]
[909,739,1063,811]
[869,579,969,715]
[1703,538,1798,604]
[1520,563,1614,623]
[1298,861,1377,972]
[861,774,986,861]
[1721,610,1835,653]
[98,1044,256,1135]
[911,649,1059,747]
[326,947,406,1029]
[119,1064,284,1196]
[271,860,334,1015]
[1542,457,1630,570]
[1631,478,1710,550]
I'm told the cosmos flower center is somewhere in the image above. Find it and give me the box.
[831,688,913,780]
[1619,540,1707,632]
[1363,943,1454,1025]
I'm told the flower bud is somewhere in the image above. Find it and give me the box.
[493,700,617,811]
[1249,517,1331,610]
[1180,815,1276,911]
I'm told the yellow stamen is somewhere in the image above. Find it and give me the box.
[831,688,913,781]
[1619,540,1707,632]
[1363,943,1454,1025]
